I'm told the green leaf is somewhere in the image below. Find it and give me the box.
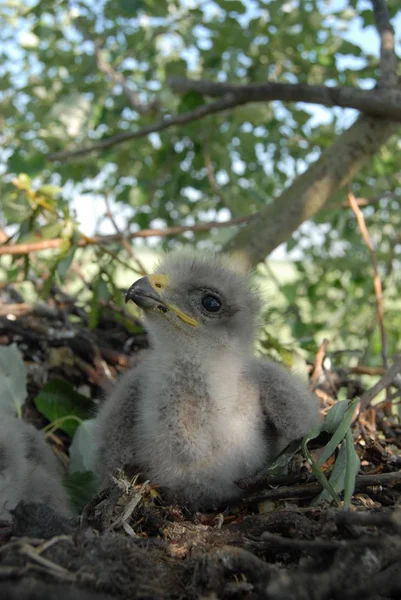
[69,418,98,473]
[34,380,92,436]
[315,439,348,505]
[63,471,98,514]
[227,1,246,14]
[302,428,342,507]
[89,276,110,329]
[177,91,205,113]
[119,0,145,14]
[38,184,63,198]
[315,433,360,507]
[17,221,63,244]
[343,429,360,508]
[322,400,348,434]
[262,439,302,478]
[318,397,359,466]
[0,344,27,417]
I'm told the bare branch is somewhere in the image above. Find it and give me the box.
[203,142,227,205]
[103,193,147,275]
[348,191,389,405]
[0,215,250,256]
[168,76,401,116]
[371,0,398,87]
[309,338,329,392]
[47,81,401,161]
[94,45,157,115]
[47,96,243,161]
[359,356,401,411]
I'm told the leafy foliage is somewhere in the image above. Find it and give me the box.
[302,398,361,508]
[0,0,400,367]
[34,379,92,436]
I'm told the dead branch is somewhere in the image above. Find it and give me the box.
[359,356,401,410]
[336,507,401,528]
[94,45,157,115]
[309,338,329,391]
[351,365,386,376]
[103,193,147,275]
[0,303,61,319]
[203,143,227,206]
[0,215,250,256]
[242,471,401,505]
[348,191,389,405]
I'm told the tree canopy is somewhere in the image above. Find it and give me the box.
[0,0,400,365]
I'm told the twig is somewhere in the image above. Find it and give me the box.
[103,193,147,275]
[242,471,401,505]
[0,215,250,256]
[309,338,329,391]
[19,544,76,581]
[94,45,156,114]
[47,96,243,160]
[203,143,226,205]
[256,530,394,553]
[0,303,60,318]
[359,356,401,410]
[351,365,385,376]
[371,0,398,87]
[336,507,401,528]
[348,191,390,407]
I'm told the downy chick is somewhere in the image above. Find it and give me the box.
[0,411,71,520]
[95,251,319,509]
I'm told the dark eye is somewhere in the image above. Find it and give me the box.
[201,294,221,313]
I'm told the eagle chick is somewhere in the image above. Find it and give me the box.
[95,251,319,509]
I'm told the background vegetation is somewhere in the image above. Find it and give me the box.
[1,0,400,369]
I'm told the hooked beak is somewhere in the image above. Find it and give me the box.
[125,276,198,327]
[125,276,167,310]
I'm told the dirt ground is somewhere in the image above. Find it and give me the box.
[0,289,400,600]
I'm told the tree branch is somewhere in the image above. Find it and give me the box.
[47,81,401,161]
[359,356,401,411]
[348,191,390,408]
[94,45,157,115]
[224,114,400,263]
[371,0,398,87]
[168,76,401,118]
[0,216,250,256]
[47,96,244,161]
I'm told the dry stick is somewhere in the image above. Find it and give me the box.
[309,338,329,391]
[242,471,401,505]
[351,365,386,376]
[0,215,250,256]
[359,356,401,410]
[103,193,147,275]
[348,191,391,409]
[94,45,155,115]
[203,143,226,205]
